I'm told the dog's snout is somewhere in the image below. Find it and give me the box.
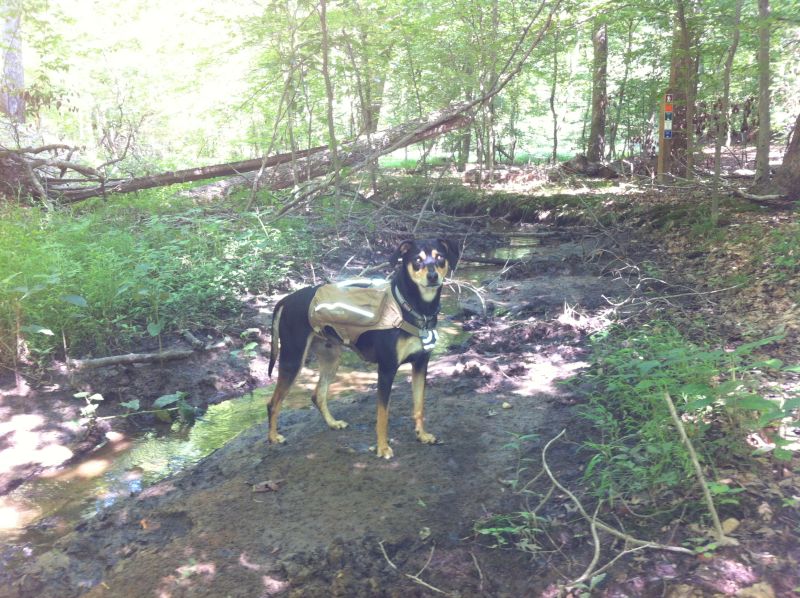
[426,269,439,283]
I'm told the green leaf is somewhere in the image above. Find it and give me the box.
[61,294,88,308]
[683,397,715,411]
[753,358,783,369]
[637,360,661,374]
[153,392,184,408]
[21,324,55,336]
[120,399,140,410]
[147,321,164,336]
[731,395,779,412]
[154,409,173,423]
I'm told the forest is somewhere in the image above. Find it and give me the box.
[0,0,799,596]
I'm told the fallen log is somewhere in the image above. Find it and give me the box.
[69,348,196,370]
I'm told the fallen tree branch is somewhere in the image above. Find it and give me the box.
[541,429,694,556]
[663,392,738,546]
[69,348,197,370]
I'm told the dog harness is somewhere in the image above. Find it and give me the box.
[308,279,439,356]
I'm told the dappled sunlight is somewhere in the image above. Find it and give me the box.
[55,457,111,480]
[0,413,74,473]
[510,353,589,397]
[0,502,41,531]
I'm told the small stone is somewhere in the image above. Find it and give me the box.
[501,402,512,409]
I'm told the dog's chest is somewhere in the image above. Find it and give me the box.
[395,333,426,364]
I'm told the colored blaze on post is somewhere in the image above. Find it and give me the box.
[657,93,674,182]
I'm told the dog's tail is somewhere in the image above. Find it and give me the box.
[268,298,285,378]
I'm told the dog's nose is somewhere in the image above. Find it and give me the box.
[427,270,439,284]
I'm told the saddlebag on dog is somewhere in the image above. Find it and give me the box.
[308,279,404,347]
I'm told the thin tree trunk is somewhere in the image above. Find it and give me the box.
[586,19,608,163]
[1,0,24,123]
[607,19,635,161]
[754,0,771,185]
[712,0,743,224]
[318,0,340,185]
[550,31,559,163]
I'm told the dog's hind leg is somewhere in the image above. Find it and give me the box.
[267,333,313,444]
[310,338,348,430]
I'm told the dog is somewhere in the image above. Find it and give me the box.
[267,238,459,458]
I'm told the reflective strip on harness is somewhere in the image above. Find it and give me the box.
[307,280,437,353]
[314,302,376,319]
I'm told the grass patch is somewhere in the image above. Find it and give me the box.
[0,188,314,366]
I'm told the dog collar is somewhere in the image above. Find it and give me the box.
[392,284,439,352]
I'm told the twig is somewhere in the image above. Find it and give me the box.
[469,550,484,592]
[541,430,693,555]
[378,541,451,596]
[663,392,738,546]
[570,502,603,587]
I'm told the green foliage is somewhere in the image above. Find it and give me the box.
[764,223,800,282]
[576,322,796,507]
[473,510,545,552]
[0,190,314,366]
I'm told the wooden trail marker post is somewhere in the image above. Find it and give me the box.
[657,92,674,183]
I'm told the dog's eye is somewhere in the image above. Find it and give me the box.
[413,258,424,269]
[436,255,446,267]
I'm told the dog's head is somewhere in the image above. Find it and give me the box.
[391,238,459,302]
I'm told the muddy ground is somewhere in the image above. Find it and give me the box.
[1,213,797,597]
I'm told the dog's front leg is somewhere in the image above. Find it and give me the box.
[375,364,398,459]
[411,354,436,444]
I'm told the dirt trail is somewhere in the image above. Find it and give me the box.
[2,337,588,596]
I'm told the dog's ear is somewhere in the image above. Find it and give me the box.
[390,239,416,265]
[438,238,460,270]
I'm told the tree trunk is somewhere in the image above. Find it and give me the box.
[318,0,340,185]
[1,0,24,122]
[550,31,559,163]
[665,0,694,178]
[712,0,743,224]
[607,19,635,160]
[754,0,771,186]
[775,112,800,199]
[586,20,608,163]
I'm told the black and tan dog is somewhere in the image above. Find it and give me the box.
[267,238,459,458]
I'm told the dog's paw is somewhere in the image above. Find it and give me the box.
[416,431,437,444]
[374,445,394,459]
[327,419,349,430]
[268,433,286,444]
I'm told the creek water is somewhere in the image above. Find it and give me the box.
[0,235,536,562]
